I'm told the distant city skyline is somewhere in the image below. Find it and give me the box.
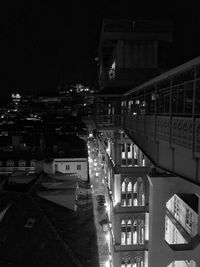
[1,1,200,101]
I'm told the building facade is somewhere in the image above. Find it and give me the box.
[93,19,200,267]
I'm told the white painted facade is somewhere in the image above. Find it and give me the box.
[43,158,88,181]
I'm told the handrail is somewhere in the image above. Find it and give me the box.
[124,56,200,96]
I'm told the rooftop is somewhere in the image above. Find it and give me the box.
[0,173,99,267]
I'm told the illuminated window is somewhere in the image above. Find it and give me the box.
[174,195,180,219]
[6,160,14,167]
[30,160,36,167]
[165,194,198,246]
[138,219,145,244]
[109,61,116,80]
[122,256,144,267]
[121,220,126,245]
[167,260,197,267]
[121,178,145,207]
[121,181,127,206]
[127,220,132,245]
[122,181,126,192]
[186,208,192,229]
[127,182,132,206]
[133,182,138,206]
[133,221,138,244]
[137,178,145,206]
[19,160,26,167]
[121,219,145,246]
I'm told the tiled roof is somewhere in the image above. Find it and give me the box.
[0,173,98,267]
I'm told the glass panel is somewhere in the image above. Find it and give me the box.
[122,182,126,192]
[121,231,126,245]
[184,81,194,114]
[127,182,132,192]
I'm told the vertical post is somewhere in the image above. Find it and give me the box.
[131,144,134,167]
[183,83,186,114]
[169,77,173,146]
[192,67,197,157]
[155,85,157,114]
[125,143,128,166]
[154,84,157,141]
[144,90,146,135]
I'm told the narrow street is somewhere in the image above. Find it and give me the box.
[87,138,111,267]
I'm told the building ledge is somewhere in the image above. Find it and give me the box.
[114,242,148,252]
[114,205,148,214]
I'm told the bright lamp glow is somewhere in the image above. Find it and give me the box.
[105,232,110,242]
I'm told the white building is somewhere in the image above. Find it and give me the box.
[43,157,88,181]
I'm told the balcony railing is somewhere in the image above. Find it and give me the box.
[103,19,173,33]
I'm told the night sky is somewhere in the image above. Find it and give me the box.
[1,1,200,101]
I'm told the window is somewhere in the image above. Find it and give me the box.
[127,182,132,206]
[174,196,180,219]
[77,164,81,170]
[30,160,36,167]
[55,164,58,172]
[121,220,126,245]
[137,178,145,206]
[121,181,126,206]
[172,227,178,244]
[122,256,144,266]
[127,144,131,152]
[122,181,126,192]
[122,159,126,166]
[122,144,125,152]
[0,161,3,167]
[19,160,26,167]
[127,159,132,166]
[6,160,14,167]
[127,220,132,245]
[185,208,192,229]
[133,221,137,244]
[24,218,35,228]
[66,165,70,170]
[133,182,138,206]
[121,178,145,207]
[138,219,144,244]
[121,219,145,246]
